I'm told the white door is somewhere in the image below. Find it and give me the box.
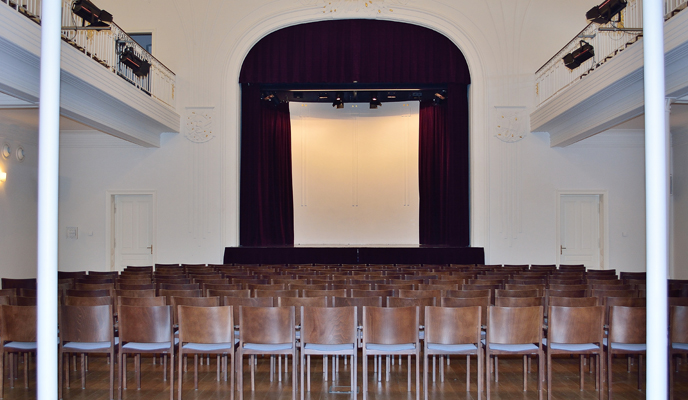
[114,194,154,271]
[559,194,601,268]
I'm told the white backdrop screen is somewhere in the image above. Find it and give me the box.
[290,101,420,245]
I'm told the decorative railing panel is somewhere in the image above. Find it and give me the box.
[535,0,686,107]
[1,0,175,108]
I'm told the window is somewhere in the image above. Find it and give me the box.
[129,33,152,54]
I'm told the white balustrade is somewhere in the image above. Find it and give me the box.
[535,0,686,107]
[1,0,175,109]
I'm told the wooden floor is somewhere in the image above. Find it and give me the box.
[4,353,684,400]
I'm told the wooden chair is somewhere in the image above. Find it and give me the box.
[223,296,274,331]
[495,289,539,298]
[485,306,544,400]
[494,296,544,308]
[171,296,220,326]
[300,306,358,400]
[59,304,116,400]
[237,306,297,400]
[1,278,36,291]
[202,283,242,292]
[177,305,236,400]
[0,305,37,397]
[208,289,251,300]
[289,283,328,291]
[158,283,201,291]
[504,284,546,296]
[670,305,688,400]
[546,306,605,400]
[606,306,646,398]
[423,306,482,400]
[441,296,490,330]
[254,289,298,299]
[387,296,436,339]
[351,289,395,298]
[548,296,598,307]
[64,296,112,306]
[118,296,166,307]
[445,289,491,299]
[301,289,346,305]
[158,289,202,305]
[397,289,443,302]
[333,296,382,329]
[361,306,421,400]
[117,305,175,400]
[117,283,156,291]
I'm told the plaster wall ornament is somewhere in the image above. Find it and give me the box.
[299,0,408,15]
[493,106,528,143]
[184,107,215,143]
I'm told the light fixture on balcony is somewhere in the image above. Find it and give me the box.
[120,47,151,77]
[563,41,595,70]
[586,0,627,24]
[72,0,113,27]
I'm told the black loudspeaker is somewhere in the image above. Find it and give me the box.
[563,42,595,70]
[586,0,627,24]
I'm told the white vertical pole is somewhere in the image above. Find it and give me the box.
[37,0,61,399]
[643,0,668,398]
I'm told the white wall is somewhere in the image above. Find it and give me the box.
[0,126,38,278]
[48,0,655,272]
[487,130,647,271]
[673,132,688,279]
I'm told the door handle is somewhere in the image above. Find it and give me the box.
[147,245,153,254]
[560,245,566,255]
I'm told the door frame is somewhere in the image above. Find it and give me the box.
[105,190,157,271]
[555,190,609,269]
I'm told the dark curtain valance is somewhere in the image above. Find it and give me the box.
[240,20,470,85]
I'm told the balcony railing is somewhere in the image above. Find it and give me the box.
[535,0,686,107]
[1,0,175,108]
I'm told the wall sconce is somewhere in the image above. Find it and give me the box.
[0,171,6,182]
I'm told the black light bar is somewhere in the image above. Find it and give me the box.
[120,47,151,77]
[72,0,113,26]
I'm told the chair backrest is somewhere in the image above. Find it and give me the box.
[548,305,604,344]
[592,289,636,299]
[445,289,491,299]
[58,271,88,279]
[277,296,328,323]
[387,296,435,323]
[207,289,251,299]
[223,296,274,324]
[441,296,490,325]
[254,289,299,299]
[495,296,544,308]
[301,306,357,345]
[289,284,328,291]
[171,296,220,325]
[397,289,443,301]
[424,305,481,345]
[64,296,112,306]
[333,296,382,326]
[376,283,415,291]
[331,283,372,291]
[2,278,37,290]
[669,297,688,307]
[495,289,539,298]
[75,283,115,291]
[117,283,156,291]
[158,283,200,291]
[59,304,114,343]
[66,289,112,298]
[118,296,166,307]
[608,306,646,344]
[0,296,10,306]
[117,305,173,343]
[504,284,546,296]
[603,297,645,324]
[548,296,598,307]
[117,278,153,286]
[178,305,234,344]
[546,289,587,298]
[670,306,688,344]
[301,289,347,302]
[487,306,543,345]
[351,289,395,298]
[202,283,242,292]
[0,305,37,342]
[15,296,37,306]
[363,306,419,345]
[239,306,295,344]
[247,283,287,291]
[417,283,460,291]
[159,289,202,305]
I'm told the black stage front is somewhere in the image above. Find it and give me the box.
[223,246,484,265]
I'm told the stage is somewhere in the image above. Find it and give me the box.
[223,245,484,265]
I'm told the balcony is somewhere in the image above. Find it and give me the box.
[530,0,688,147]
[0,0,179,147]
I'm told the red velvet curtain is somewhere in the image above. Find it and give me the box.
[239,20,470,247]
[240,84,294,246]
[419,83,470,246]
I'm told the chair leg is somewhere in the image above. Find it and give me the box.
[580,355,584,390]
[547,352,552,400]
[465,355,469,389]
[251,356,255,391]
[538,352,543,400]
[307,356,311,392]
[608,352,613,400]
[523,355,527,391]
[478,349,483,400]
[486,352,491,400]
[432,355,436,383]
[423,352,429,400]
[230,351,235,400]
[58,352,63,400]
[362,353,368,400]
[416,353,420,400]
[407,355,411,391]
[300,352,305,400]
[169,353,174,400]
[638,355,642,390]
[177,353,183,400]
[495,355,499,382]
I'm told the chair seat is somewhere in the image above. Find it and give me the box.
[244,343,293,351]
[366,343,415,351]
[123,339,177,351]
[4,342,37,350]
[427,343,477,352]
[304,343,355,352]
[64,337,119,351]
[672,342,688,351]
[603,338,646,351]
[183,341,238,351]
[482,339,537,352]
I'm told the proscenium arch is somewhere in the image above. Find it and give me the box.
[220,8,489,251]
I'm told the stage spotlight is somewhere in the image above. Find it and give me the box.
[433,90,447,106]
[369,92,382,109]
[261,92,281,106]
[72,0,113,27]
[120,47,151,77]
[586,0,627,24]
[332,92,344,109]
[562,41,594,70]
[318,92,329,100]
